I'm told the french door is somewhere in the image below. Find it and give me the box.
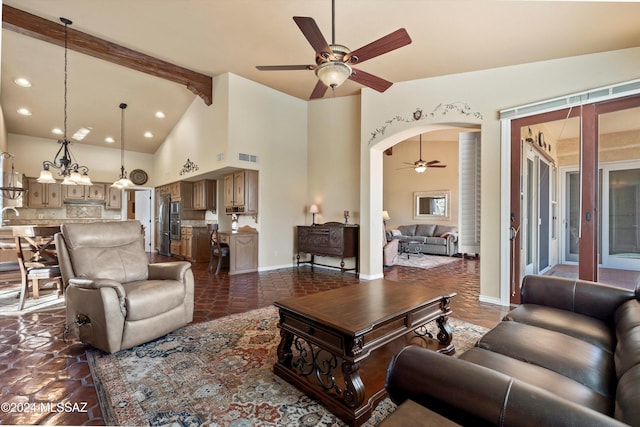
[510,94,640,304]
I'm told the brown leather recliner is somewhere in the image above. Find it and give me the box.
[55,220,194,353]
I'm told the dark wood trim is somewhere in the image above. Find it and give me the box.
[2,5,213,105]
[579,104,599,281]
[509,108,579,304]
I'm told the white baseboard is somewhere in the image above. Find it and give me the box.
[479,294,508,307]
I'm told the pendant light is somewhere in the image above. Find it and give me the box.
[112,103,134,188]
[37,17,92,186]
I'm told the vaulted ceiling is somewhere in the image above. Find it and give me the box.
[2,1,640,154]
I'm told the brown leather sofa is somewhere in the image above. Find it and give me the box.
[385,275,640,426]
[56,221,194,353]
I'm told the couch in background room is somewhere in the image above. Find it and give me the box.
[385,275,640,426]
[389,224,458,256]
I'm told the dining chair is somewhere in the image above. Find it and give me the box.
[208,223,229,275]
[13,226,62,311]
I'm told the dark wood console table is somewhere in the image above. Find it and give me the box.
[296,222,359,275]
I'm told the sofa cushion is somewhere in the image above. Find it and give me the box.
[398,224,417,236]
[434,225,457,236]
[504,304,614,353]
[615,364,640,425]
[425,236,447,246]
[614,300,640,379]
[61,221,149,284]
[124,279,185,321]
[415,224,436,237]
[460,347,613,415]
[477,321,615,397]
[615,299,640,338]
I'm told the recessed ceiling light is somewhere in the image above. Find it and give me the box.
[105,136,115,143]
[14,78,32,88]
[52,128,63,135]
[72,127,92,141]
[155,111,166,119]
[17,108,32,116]
[144,131,153,138]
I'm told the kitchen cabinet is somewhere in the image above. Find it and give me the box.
[219,230,258,275]
[169,181,193,209]
[25,178,62,208]
[223,170,258,215]
[179,226,209,262]
[193,179,216,211]
[63,183,105,202]
[170,240,181,257]
[106,186,122,210]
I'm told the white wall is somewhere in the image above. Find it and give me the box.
[383,138,459,228]
[360,46,640,300]
[153,72,308,270]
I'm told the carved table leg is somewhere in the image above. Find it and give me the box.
[277,328,294,367]
[436,316,455,354]
[342,360,365,408]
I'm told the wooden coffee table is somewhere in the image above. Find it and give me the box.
[273,279,456,426]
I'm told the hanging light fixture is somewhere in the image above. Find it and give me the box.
[111,103,134,189]
[0,152,27,200]
[415,134,427,173]
[38,17,92,186]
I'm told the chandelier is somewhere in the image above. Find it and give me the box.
[111,103,134,189]
[0,152,27,200]
[37,17,92,186]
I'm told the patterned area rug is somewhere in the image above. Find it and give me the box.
[395,253,461,270]
[89,305,488,426]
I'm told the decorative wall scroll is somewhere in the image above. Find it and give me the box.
[179,158,199,175]
[368,102,484,144]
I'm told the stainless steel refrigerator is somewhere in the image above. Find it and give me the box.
[157,194,171,256]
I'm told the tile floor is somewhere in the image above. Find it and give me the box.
[0,256,509,425]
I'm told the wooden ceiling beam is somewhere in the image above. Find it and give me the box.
[2,5,213,105]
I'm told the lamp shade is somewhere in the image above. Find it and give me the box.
[415,164,427,173]
[382,211,390,221]
[309,204,320,214]
[315,61,352,88]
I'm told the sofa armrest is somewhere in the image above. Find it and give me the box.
[148,261,192,282]
[520,275,636,321]
[386,346,629,427]
[69,278,127,316]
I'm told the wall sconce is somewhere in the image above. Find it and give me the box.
[309,204,320,226]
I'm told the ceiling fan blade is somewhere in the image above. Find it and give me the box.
[349,68,393,92]
[426,160,441,165]
[256,65,315,71]
[310,80,328,99]
[293,16,332,58]
[345,28,412,64]
[428,164,447,168]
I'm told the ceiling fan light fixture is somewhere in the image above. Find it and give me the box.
[315,61,352,88]
[415,164,427,173]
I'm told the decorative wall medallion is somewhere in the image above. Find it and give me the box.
[130,169,148,185]
[179,158,199,176]
[368,102,484,144]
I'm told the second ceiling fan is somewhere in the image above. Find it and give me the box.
[256,0,412,99]
[400,134,447,173]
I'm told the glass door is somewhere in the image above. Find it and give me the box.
[598,105,640,272]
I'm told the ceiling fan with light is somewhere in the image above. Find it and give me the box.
[256,0,412,99]
[399,135,447,173]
